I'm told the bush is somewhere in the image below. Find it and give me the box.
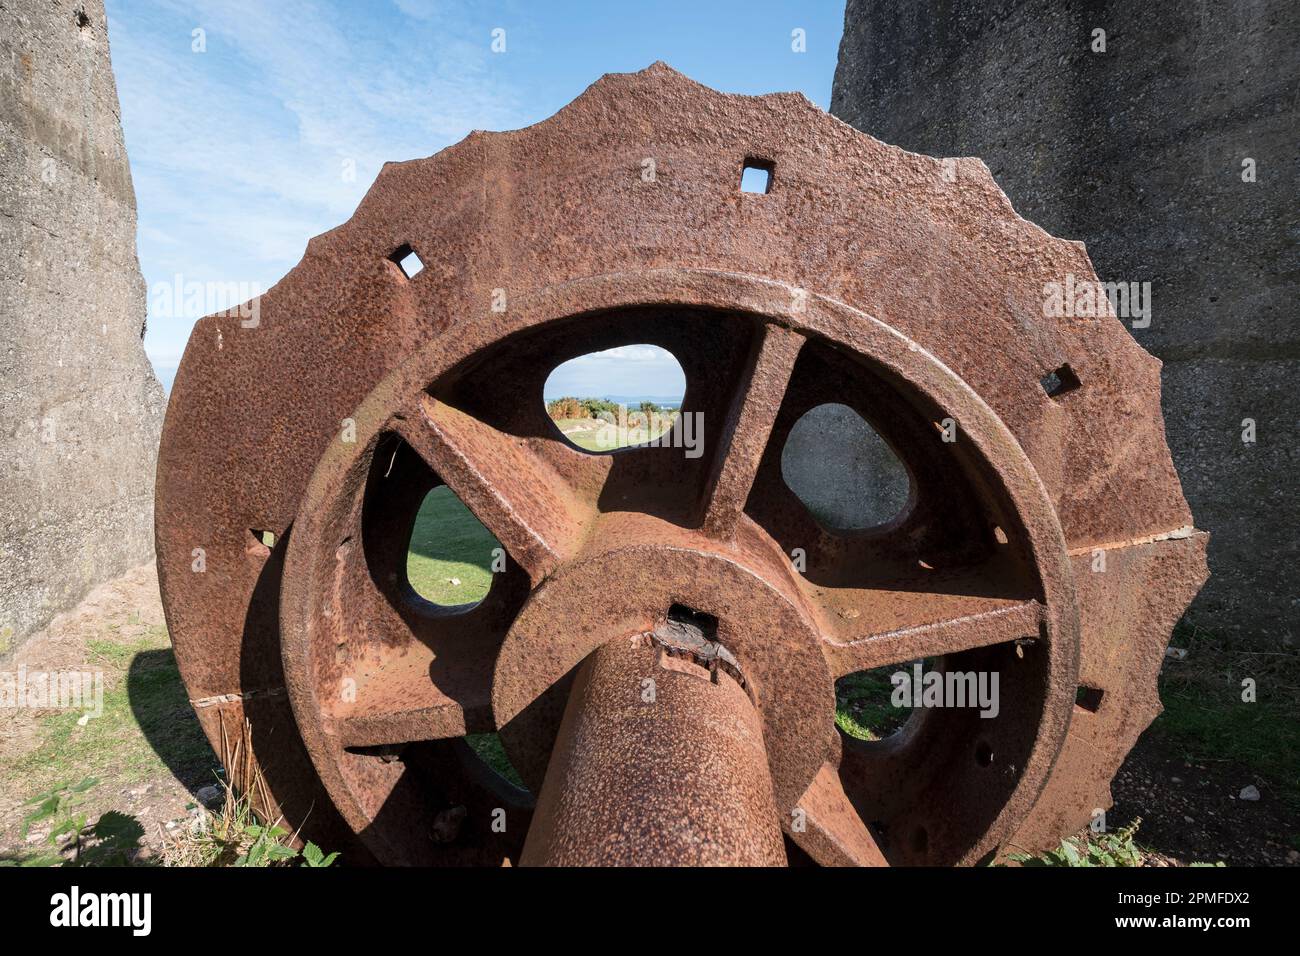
[546,397,630,422]
[546,397,585,420]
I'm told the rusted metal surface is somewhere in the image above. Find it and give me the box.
[155,63,1207,865]
[521,634,787,866]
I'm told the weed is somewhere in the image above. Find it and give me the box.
[1009,819,1148,867]
[162,718,338,867]
[3,777,146,866]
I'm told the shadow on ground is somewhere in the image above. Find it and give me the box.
[127,648,216,797]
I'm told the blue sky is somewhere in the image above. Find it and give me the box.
[104,0,845,394]
[544,345,685,403]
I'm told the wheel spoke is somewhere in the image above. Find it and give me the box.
[394,394,593,583]
[317,637,491,748]
[325,610,504,749]
[334,694,477,749]
[317,511,531,750]
[822,596,1044,677]
[702,324,804,539]
[788,762,889,866]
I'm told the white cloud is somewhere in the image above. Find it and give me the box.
[545,345,685,400]
[569,345,670,365]
[105,0,529,377]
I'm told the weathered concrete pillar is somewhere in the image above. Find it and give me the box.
[831,0,1297,645]
[780,403,911,531]
[0,0,164,654]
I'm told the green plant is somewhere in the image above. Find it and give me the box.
[236,823,300,866]
[301,841,341,868]
[163,777,340,867]
[234,826,339,867]
[19,777,99,863]
[1009,819,1146,867]
[163,721,341,868]
[7,777,146,867]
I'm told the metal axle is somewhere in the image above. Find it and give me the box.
[522,636,787,866]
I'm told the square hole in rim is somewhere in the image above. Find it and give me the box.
[389,243,425,279]
[740,158,774,194]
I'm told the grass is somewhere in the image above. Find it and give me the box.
[8,624,214,795]
[407,486,501,605]
[1148,621,1300,809]
[3,776,149,867]
[553,413,677,452]
[466,733,527,789]
[406,492,529,792]
[0,618,217,866]
[161,771,336,868]
[834,665,917,741]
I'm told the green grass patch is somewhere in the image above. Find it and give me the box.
[553,414,677,452]
[1150,622,1300,808]
[835,666,913,742]
[466,733,526,790]
[9,626,214,795]
[407,486,501,605]
[1153,688,1299,804]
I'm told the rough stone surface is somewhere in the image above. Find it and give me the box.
[0,0,164,656]
[780,402,911,530]
[829,0,1297,646]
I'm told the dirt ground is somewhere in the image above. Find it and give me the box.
[0,565,215,860]
[1,565,1295,866]
[1111,734,1298,866]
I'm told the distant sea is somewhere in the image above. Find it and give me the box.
[603,394,682,409]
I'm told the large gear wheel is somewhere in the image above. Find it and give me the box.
[156,64,1207,866]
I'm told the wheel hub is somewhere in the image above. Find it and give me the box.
[490,511,837,814]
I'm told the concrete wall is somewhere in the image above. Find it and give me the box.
[781,403,911,531]
[830,0,1297,646]
[0,0,164,654]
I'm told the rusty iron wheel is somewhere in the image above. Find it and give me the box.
[156,64,1207,866]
